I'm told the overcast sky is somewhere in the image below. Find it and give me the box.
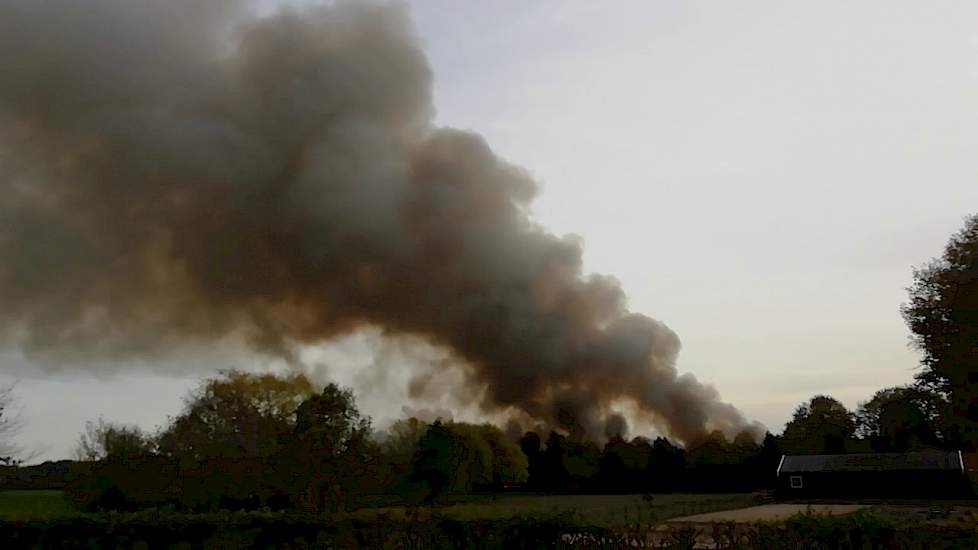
[5,0,978,462]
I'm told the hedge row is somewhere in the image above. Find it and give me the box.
[0,512,573,550]
[567,511,978,549]
[3,510,978,549]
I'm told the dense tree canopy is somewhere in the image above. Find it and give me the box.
[854,386,940,452]
[68,372,377,512]
[781,395,855,454]
[902,214,978,449]
[411,421,527,501]
[58,370,967,513]
[157,370,314,461]
[286,383,375,512]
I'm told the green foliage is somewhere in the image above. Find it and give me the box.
[151,370,317,511]
[410,421,529,502]
[157,369,314,462]
[0,490,75,520]
[66,372,381,513]
[403,493,757,528]
[563,440,601,489]
[476,423,529,486]
[283,383,375,513]
[412,421,487,500]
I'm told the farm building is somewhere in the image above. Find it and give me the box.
[776,451,971,498]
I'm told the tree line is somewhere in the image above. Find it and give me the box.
[63,370,534,511]
[1,214,976,510]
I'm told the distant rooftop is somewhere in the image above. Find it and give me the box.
[779,452,964,474]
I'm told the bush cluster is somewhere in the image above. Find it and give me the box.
[0,511,573,549]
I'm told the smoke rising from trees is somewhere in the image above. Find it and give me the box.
[0,0,759,443]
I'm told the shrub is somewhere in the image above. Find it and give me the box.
[0,510,576,549]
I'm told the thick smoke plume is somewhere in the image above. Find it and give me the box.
[0,0,758,443]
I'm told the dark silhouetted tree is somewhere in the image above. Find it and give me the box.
[598,436,653,493]
[519,431,544,488]
[685,431,761,492]
[540,432,570,491]
[287,383,374,513]
[781,395,855,454]
[410,421,490,501]
[756,432,782,487]
[67,419,166,511]
[646,437,686,491]
[74,418,153,461]
[561,438,600,492]
[411,421,456,503]
[855,386,941,452]
[902,214,978,449]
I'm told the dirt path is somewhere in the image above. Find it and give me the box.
[668,503,868,523]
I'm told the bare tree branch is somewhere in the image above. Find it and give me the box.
[0,382,24,464]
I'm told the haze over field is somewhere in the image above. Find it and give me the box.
[3,0,978,461]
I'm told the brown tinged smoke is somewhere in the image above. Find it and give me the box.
[0,0,760,445]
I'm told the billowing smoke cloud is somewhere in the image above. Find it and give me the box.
[0,0,759,444]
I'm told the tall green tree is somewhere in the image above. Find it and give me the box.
[155,370,316,509]
[902,214,978,449]
[157,370,314,461]
[410,421,527,501]
[286,383,374,513]
[475,423,529,488]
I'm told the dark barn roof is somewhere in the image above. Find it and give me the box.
[779,451,964,474]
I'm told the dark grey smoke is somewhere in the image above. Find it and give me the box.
[0,0,759,444]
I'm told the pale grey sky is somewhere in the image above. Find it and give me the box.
[5,0,978,461]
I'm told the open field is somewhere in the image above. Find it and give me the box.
[0,490,758,526]
[8,489,978,528]
[359,492,760,527]
[668,503,868,523]
[0,490,75,520]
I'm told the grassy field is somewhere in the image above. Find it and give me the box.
[360,493,760,527]
[0,490,75,520]
[0,490,757,526]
